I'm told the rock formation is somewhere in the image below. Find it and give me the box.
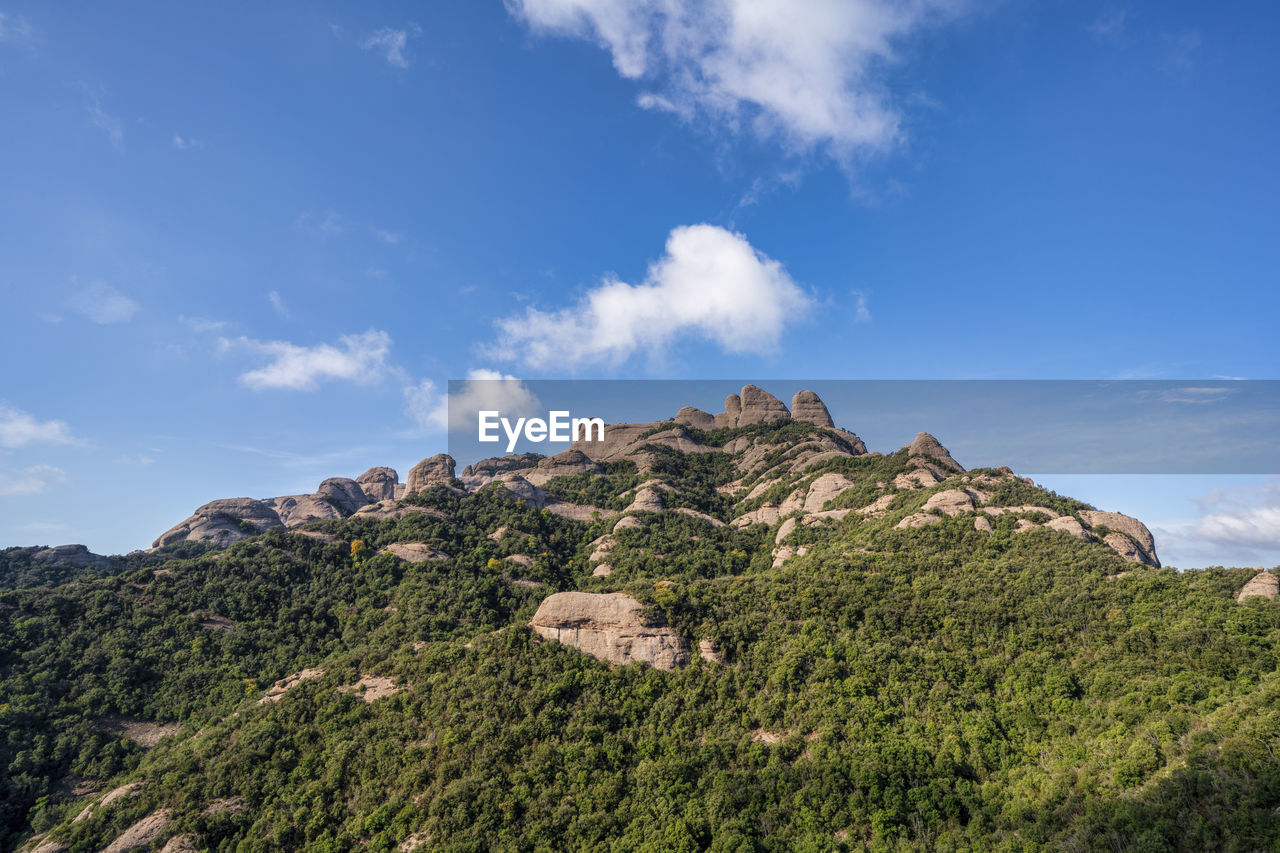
[523,449,602,487]
[674,406,716,428]
[737,385,791,425]
[406,454,456,495]
[907,432,964,472]
[529,592,689,670]
[356,467,399,502]
[791,390,835,428]
[317,477,373,514]
[1237,570,1279,602]
[32,544,115,570]
[153,498,283,549]
[1079,511,1159,566]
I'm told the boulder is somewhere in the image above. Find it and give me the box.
[626,486,664,513]
[461,453,543,478]
[1046,516,1091,540]
[153,498,283,549]
[721,393,743,428]
[974,516,993,533]
[406,454,456,495]
[698,638,726,664]
[268,494,341,528]
[674,406,716,428]
[922,489,976,517]
[1102,532,1147,564]
[737,385,790,425]
[356,467,399,502]
[896,513,943,529]
[317,477,372,514]
[791,390,835,428]
[1237,571,1279,603]
[1080,511,1159,566]
[32,544,115,570]
[529,592,689,670]
[101,809,172,853]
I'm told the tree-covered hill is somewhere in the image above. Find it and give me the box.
[3,415,1278,852]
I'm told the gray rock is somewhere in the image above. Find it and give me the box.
[529,592,689,670]
[523,449,602,486]
[406,454,456,495]
[356,467,399,502]
[317,477,373,514]
[737,385,790,425]
[720,393,742,428]
[1238,571,1279,603]
[906,432,964,472]
[674,406,716,428]
[32,544,115,570]
[1079,510,1159,566]
[153,498,283,549]
[791,390,834,428]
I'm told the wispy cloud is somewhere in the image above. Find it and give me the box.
[487,224,813,369]
[0,465,68,496]
[67,280,140,324]
[0,11,36,45]
[404,370,540,433]
[179,314,229,333]
[267,290,290,318]
[1153,478,1280,566]
[371,227,403,245]
[221,329,393,391]
[83,89,124,150]
[172,134,203,150]
[852,289,872,323]
[361,23,422,68]
[1089,9,1128,40]
[294,209,345,238]
[507,0,964,161]
[0,405,77,449]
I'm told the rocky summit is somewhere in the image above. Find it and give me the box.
[27,385,1280,853]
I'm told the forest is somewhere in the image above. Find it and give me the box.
[2,419,1278,852]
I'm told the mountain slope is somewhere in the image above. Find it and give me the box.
[3,390,1278,852]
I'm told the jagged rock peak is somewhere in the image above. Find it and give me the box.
[718,393,743,428]
[907,432,964,472]
[738,385,790,425]
[356,467,399,502]
[791,390,834,428]
[406,454,456,495]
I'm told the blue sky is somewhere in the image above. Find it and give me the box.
[1,1,1277,564]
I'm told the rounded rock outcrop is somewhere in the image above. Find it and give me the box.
[406,454,456,495]
[530,592,689,669]
[791,390,835,428]
[1238,570,1280,603]
[153,498,283,549]
[356,467,399,502]
[737,385,790,425]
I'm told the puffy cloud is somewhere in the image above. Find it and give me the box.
[223,329,393,391]
[0,405,76,449]
[404,370,540,432]
[489,224,812,369]
[0,465,67,496]
[67,281,140,324]
[361,24,422,68]
[507,0,960,156]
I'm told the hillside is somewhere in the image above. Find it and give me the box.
[3,387,1279,852]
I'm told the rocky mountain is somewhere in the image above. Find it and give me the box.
[3,386,1277,853]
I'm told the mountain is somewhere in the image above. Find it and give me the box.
[3,387,1278,852]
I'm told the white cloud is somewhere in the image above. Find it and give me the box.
[488,224,812,369]
[294,209,345,237]
[0,405,77,449]
[172,134,203,150]
[268,290,290,318]
[0,11,35,44]
[404,370,541,433]
[362,24,422,68]
[507,0,961,157]
[1195,506,1280,552]
[67,281,140,324]
[178,314,229,333]
[0,465,68,496]
[852,289,872,323]
[223,329,393,391]
[86,97,124,150]
[371,227,403,245]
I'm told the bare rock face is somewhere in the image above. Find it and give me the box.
[974,516,993,533]
[32,544,115,570]
[523,449,602,487]
[675,406,716,428]
[1080,511,1159,566]
[101,809,172,853]
[1238,571,1279,603]
[721,393,743,428]
[897,512,944,529]
[406,454,456,495]
[317,477,373,515]
[267,494,340,528]
[153,498,283,549]
[381,543,449,563]
[626,486,664,513]
[804,473,856,513]
[907,432,964,472]
[737,385,791,426]
[1102,532,1146,563]
[791,390,834,428]
[1046,516,1091,540]
[529,592,689,670]
[923,489,976,517]
[356,467,399,502]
